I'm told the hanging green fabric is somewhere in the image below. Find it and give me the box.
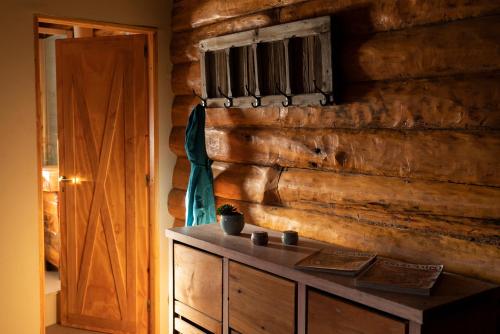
[184,104,216,226]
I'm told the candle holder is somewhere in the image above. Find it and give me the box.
[282,230,298,245]
[251,231,269,246]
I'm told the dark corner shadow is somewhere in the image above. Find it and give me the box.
[331,4,377,104]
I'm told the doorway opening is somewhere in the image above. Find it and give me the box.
[34,16,159,334]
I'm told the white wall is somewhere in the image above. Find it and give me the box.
[0,1,174,333]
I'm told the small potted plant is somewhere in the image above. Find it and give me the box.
[217,204,244,235]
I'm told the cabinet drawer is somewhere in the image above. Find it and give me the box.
[175,301,222,334]
[174,318,206,334]
[308,290,407,334]
[174,244,223,321]
[229,261,295,334]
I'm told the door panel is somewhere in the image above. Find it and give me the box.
[56,35,149,334]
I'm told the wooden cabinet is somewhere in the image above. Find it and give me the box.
[308,290,407,334]
[229,261,296,334]
[167,224,499,334]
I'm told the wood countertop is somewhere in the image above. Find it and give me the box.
[165,223,499,324]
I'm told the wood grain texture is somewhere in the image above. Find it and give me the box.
[173,219,185,227]
[172,0,305,32]
[173,158,281,204]
[172,62,201,95]
[170,127,500,186]
[229,261,295,334]
[175,301,222,334]
[169,179,500,247]
[166,224,499,325]
[278,168,500,220]
[171,1,500,65]
[342,15,500,82]
[172,74,500,129]
[168,0,500,287]
[172,0,500,34]
[174,244,223,321]
[171,10,277,64]
[308,290,407,334]
[168,189,500,283]
[57,35,149,334]
[174,318,205,334]
[168,240,175,334]
[279,0,500,35]
[173,156,500,220]
[43,191,60,268]
[172,17,500,82]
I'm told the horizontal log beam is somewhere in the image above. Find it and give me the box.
[168,188,500,283]
[173,4,500,66]
[172,0,500,34]
[173,219,185,228]
[172,16,500,85]
[169,127,500,186]
[172,158,500,242]
[279,169,500,220]
[172,62,201,96]
[173,158,500,220]
[173,157,281,204]
[342,15,500,82]
[172,16,500,86]
[279,0,500,35]
[172,0,304,32]
[172,74,500,130]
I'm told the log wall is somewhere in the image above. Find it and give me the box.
[168,0,500,283]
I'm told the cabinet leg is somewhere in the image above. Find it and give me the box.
[297,283,307,334]
[409,321,422,334]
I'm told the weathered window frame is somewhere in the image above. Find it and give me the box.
[199,16,333,108]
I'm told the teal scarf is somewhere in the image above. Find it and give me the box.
[184,104,216,226]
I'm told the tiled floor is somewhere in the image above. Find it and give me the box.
[46,325,103,334]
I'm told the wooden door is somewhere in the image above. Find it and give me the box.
[56,35,149,334]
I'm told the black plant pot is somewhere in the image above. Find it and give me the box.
[220,215,245,235]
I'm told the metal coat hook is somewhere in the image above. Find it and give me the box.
[276,83,292,107]
[245,85,261,108]
[192,89,207,107]
[313,80,335,106]
[217,86,233,108]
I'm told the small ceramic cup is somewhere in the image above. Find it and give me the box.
[251,231,269,246]
[282,230,299,245]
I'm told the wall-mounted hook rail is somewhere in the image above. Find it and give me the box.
[218,86,233,108]
[192,89,207,107]
[245,85,261,108]
[313,80,335,106]
[276,83,292,107]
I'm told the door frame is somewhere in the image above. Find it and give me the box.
[33,15,160,334]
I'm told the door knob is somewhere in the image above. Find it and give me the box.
[59,176,80,184]
[59,176,72,182]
